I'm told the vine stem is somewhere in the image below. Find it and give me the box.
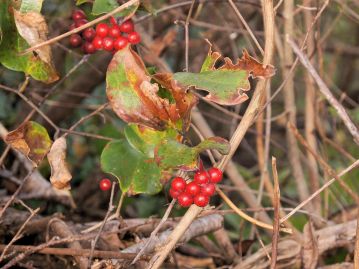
[22,0,139,55]
[146,0,276,268]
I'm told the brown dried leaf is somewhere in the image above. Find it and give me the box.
[13,10,57,71]
[303,220,319,269]
[5,121,52,166]
[149,28,177,57]
[47,137,72,190]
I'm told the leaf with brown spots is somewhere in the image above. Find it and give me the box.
[106,46,197,131]
[47,137,72,190]
[174,41,276,106]
[5,121,52,166]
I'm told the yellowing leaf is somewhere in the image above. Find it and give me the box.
[106,46,197,131]
[5,121,52,166]
[47,137,72,190]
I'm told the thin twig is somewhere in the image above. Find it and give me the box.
[280,159,359,223]
[270,157,280,269]
[184,0,196,72]
[87,183,116,268]
[287,36,359,145]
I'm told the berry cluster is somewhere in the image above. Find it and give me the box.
[169,167,223,208]
[69,9,141,54]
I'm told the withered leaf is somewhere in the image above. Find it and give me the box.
[106,46,197,131]
[47,137,72,190]
[303,220,319,269]
[5,121,52,166]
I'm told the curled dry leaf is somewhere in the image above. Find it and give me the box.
[47,137,72,190]
[106,46,197,131]
[5,121,52,166]
[174,41,276,106]
[13,10,53,67]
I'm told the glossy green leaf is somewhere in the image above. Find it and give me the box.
[101,139,162,195]
[124,124,178,157]
[19,0,43,12]
[92,0,139,17]
[0,1,59,83]
[5,121,52,166]
[154,137,230,171]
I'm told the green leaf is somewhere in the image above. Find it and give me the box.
[0,1,58,83]
[101,139,162,195]
[124,124,178,157]
[174,70,250,106]
[76,0,91,5]
[19,0,43,13]
[154,137,230,171]
[92,0,139,17]
[5,121,52,166]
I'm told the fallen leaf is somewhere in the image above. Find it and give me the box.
[174,41,275,106]
[5,121,52,166]
[149,28,177,57]
[47,137,72,190]
[106,46,197,131]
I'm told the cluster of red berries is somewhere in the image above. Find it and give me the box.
[169,167,223,208]
[69,9,141,54]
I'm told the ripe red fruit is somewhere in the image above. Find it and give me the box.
[169,188,181,199]
[208,167,223,183]
[109,25,121,38]
[185,182,201,196]
[69,34,82,47]
[99,178,111,191]
[96,23,109,38]
[127,31,141,44]
[102,37,114,51]
[82,28,96,41]
[170,177,186,192]
[75,19,88,28]
[201,183,216,196]
[83,42,96,54]
[72,9,86,21]
[119,20,134,33]
[177,193,193,207]
[193,171,209,185]
[92,36,103,50]
[113,36,128,51]
[194,194,210,207]
[109,16,118,26]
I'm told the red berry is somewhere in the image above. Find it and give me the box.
[96,23,109,38]
[75,19,88,28]
[109,25,121,38]
[127,31,141,44]
[169,188,181,199]
[194,194,210,207]
[170,177,186,192]
[177,193,193,207]
[72,9,86,21]
[185,182,201,196]
[113,36,128,50]
[82,28,96,41]
[201,183,216,196]
[119,20,134,33]
[69,34,82,47]
[109,16,118,26]
[208,167,223,183]
[69,23,76,31]
[92,36,103,50]
[193,171,209,185]
[83,42,96,54]
[102,37,114,51]
[99,178,111,191]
